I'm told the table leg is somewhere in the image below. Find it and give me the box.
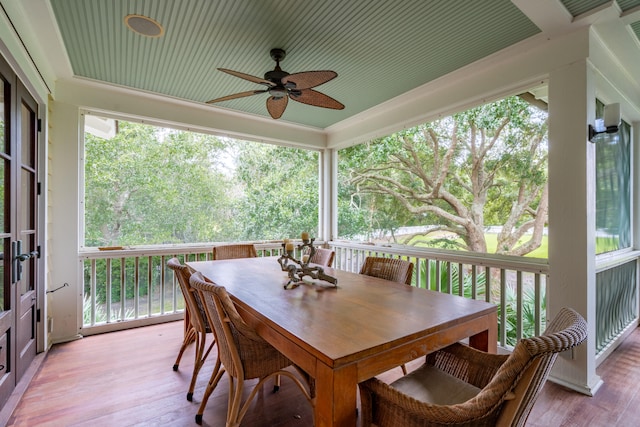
[315,362,358,427]
[468,312,498,353]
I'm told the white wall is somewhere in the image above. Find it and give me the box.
[47,100,82,343]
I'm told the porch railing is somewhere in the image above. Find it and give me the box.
[595,252,640,362]
[79,242,288,334]
[80,240,550,348]
[80,240,640,360]
[328,241,549,348]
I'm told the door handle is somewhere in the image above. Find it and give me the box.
[12,241,39,283]
[16,251,39,262]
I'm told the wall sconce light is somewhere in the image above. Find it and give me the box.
[589,103,620,142]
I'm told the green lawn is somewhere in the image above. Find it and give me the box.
[405,233,549,258]
[486,234,548,258]
[403,233,622,259]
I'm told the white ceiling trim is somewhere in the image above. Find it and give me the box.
[512,0,574,36]
[0,1,51,100]
[325,30,589,149]
[620,5,640,24]
[589,29,640,119]
[56,76,328,150]
[0,0,70,92]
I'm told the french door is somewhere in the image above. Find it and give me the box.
[0,54,41,407]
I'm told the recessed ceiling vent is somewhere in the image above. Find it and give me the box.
[124,14,164,37]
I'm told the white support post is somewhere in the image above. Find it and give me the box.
[318,147,336,243]
[547,57,602,395]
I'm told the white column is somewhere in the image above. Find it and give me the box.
[318,147,337,243]
[547,59,602,395]
[330,149,338,241]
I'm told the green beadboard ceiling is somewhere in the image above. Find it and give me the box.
[559,0,640,63]
[47,0,640,128]
[561,0,640,16]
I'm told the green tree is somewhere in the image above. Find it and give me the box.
[233,142,319,240]
[344,96,548,255]
[84,121,235,246]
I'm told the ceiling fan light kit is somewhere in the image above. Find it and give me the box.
[207,48,344,119]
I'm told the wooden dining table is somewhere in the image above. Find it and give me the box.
[187,256,497,427]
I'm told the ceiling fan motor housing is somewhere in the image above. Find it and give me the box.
[265,48,291,85]
[264,69,290,84]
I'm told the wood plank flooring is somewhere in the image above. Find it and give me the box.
[6,321,640,426]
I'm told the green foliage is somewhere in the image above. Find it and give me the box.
[339,95,548,255]
[83,255,188,309]
[416,259,545,346]
[338,141,425,241]
[416,260,486,298]
[84,121,235,246]
[500,284,547,347]
[84,119,321,304]
[233,142,319,240]
[84,120,320,246]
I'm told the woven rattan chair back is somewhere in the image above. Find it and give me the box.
[189,271,312,425]
[167,258,214,401]
[359,256,414,285]
[496,307,588,426]
[358,307,587,427]
[168,258,209,334]
[212,244,257,260]
[309,247,335,267]
[190,271,274,379]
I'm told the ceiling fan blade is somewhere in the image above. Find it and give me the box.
[290,89,344,110]
[266,96,288,119]
[206,90,267,104]
[282,71,337,89]
[218,68,274,87]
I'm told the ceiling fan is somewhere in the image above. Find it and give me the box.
[206,48,344,119]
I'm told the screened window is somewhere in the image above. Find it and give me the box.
[594,100,631,254]
[82,114,319,247]
[337,95,548,258]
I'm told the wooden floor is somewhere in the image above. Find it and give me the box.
[6,321,640,426]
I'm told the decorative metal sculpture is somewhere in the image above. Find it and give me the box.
[278,236,338,290]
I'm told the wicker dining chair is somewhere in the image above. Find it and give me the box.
[359,307,587,427]
[360,256,414,375]
[189,271,313,426]
[167,258,217,402]
[359,256,414,285]
[212,243,258,260]
[309,247,335,267]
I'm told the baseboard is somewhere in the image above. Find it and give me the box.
[50,333,83,345]
[547,373,603,397]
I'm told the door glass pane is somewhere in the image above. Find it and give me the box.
[0,159,5,233]
[21,169,34,230]
[0,79,6,153]
[0,238,6,311]
[21,103,34,168]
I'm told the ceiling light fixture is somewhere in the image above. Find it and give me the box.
[124,14,164,38]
